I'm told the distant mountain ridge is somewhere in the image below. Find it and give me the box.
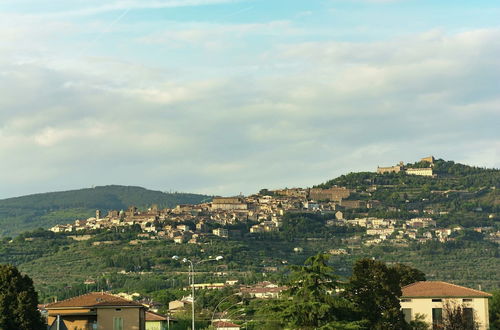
[0,185,211,237]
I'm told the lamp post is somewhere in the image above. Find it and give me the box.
[172,255,223,330]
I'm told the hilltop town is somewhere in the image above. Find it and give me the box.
[48,156,499,247]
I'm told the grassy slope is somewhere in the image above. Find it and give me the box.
[7,234,498,302]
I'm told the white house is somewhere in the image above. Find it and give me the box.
[400,281,492,330]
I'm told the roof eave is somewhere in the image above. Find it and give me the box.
[46,305,144,310]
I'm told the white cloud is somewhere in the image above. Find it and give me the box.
[0,28,499,198]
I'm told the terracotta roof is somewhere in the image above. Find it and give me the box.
[146,311,170,321]
[45,292,144,309]
[401,281,492,298]
[213,321,240,328]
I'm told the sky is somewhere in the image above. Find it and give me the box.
[0,0,499,199]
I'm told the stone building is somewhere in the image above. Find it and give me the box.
[211,197,248,211]
[377,161,404,174]
[308,187,351,201]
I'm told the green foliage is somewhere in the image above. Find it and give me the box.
[279,212,363,241]
[0,264,45,330]
[264,254,367,329]
[408,314,430,330]
[490,290,500,330]
[259,189,275,196]
[314,159,499,232]
[317,172,377,190]
[391,263,426,287]
[344,258,409,330]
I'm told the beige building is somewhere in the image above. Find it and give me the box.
[377,162,404,174]
[168,299,189,314]
[46,292,146,330]
[400,281,492,330]
[421,156,435,164]
[213,228,229,238]
[211,197,248,211]
[406,168,434,176]
[407,217,436,228]
[273,188,307,198]
[308,187,351,202]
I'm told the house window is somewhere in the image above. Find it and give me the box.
[432,308,443,329]
[402,308,412,323]
[464,308,474,327]
[432,298,442,302]
[113,317,123,330]
[463,298,472,302]
[401,298,412,302]
[115,308,122,311]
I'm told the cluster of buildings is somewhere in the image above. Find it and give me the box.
[47,155,497,248]
[48,190,497,248]
[49,186,362,241]
[377,156,435,176]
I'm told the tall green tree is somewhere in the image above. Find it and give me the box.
[280,253,367,329]
[0,264,45,330]
[344,258,408,330]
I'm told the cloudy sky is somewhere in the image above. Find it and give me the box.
[0,0,499,199]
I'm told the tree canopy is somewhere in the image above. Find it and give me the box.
[344,258,416,330]
[0,264,45,330]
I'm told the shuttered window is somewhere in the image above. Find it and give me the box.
[113,317,123,330]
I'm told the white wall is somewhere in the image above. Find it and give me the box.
[400,297,489,330]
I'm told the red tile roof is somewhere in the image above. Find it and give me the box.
[213,321,240,328]
[146,311,170,321]
[401,281,492,298]
[45,292,144,309]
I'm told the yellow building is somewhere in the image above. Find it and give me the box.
[46,292,146,330]
[406,168,434,176]
[400,281,492,330]
[145,311,171,330]
[377,164,404,174]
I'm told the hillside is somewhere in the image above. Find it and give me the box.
[0,185,211,237]
[0,158,498,304]
[315,159,499,227]
[2,225,498,304]
[318,159,499,190]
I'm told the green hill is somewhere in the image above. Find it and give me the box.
[318,159,499,213]
[0,185,211,237]
[318,159,500,191]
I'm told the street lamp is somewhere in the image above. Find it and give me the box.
[171,255,223,330]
